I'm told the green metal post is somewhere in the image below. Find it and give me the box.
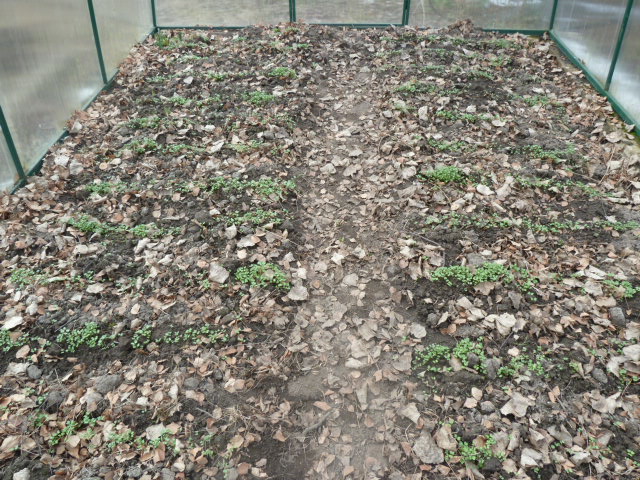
[151,0,158,31]
[86,0,108,84]
[402,0,411,26]
[549,0,559,30]
[289,0,297,23]
[605,0,634,90]
[0,104,27,183]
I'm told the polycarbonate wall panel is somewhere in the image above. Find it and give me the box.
[409,0,553,30]
[0,0,103,173]
[0,129,18,192]
[553,0,627,84]
[156,0,289,27]
[297,0,403,24]
[95,0,153,77]
[609,1,640,127]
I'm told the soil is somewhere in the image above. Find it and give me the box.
[1,21,640,480]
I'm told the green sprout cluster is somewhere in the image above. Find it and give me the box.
[414,338,487,374]
[245,91,275,106]
[603,278,640,299]
[85,181,133,195]
[498,347,548,378]
[518,144,576,162]
[446,434,505,468]
[424,212,639,234]
[56,322,119,353]
[235,262,291,291]
[431,263,512,287]
[68,215,180,239]
[268,67,297,79]
[419,166,466,184]
[436,110,491,123]
[205,176,296,199]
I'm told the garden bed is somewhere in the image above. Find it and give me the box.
[1,21,640,480]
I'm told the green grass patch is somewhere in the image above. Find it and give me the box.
[68,215,180,239]
[430,262,539,296]
[235,262,291,291]
[419,166,467,184]
[268,67,297,79]
[224,209,285,226]
[245,91,276,106]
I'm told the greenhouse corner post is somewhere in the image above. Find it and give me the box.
[86,0,109,85]
[402,0,411,25]
[605,0,635,90]
[0,104,27,184]
[151,0,158,31]
[549,0,559,30]
[289,0,297,23]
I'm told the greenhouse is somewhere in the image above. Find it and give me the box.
[1,1,640,479]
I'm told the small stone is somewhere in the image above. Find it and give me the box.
[125,466,142,478]
[27,364,42,380]
[466,253,486,266]
[609,307,627,327]
[225,225,237,239]
[287,285,309,301]
[94,374,123,394]
[13,468,30,480]
[161,468,175,480]
[69,159,84,175]
[413,433,444,464]
[483,457,502,472]
[466,353,480,369]
[480,401,496,413]
[184,377,200,390]
[209,263,230,284]
[45,389,68,412]
[485,358,501,380]
[592,368,609,384]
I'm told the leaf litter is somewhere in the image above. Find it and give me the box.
[1,21,640,480]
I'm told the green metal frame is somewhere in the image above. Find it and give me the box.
[151,0,158,31]
[86,0,108,84]
[289,0,297,22]
[7,0,639,193]
[550,31,637,128]
[0,104,27,184]
[549,0,559,30]
[402,0,411,25]
[606,0,635,90]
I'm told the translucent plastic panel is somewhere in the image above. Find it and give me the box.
[156,0,289,27]
[554,0,627,84]
[0,0,103,172]
[95,0,153,77]
[609,2,640,128]
[297,0,403,24]
[0,129,18,192]
[409,0,553,30]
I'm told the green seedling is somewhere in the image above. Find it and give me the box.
[246,91,275,106]
[419,166,466,184]
[224,209,284,226]
[235,262,291,291]
[268,67,297,79]
[56,322,118,353]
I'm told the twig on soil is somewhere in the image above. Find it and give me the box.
[301,410,333,436]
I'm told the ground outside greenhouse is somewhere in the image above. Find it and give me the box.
[2,21,640,480]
